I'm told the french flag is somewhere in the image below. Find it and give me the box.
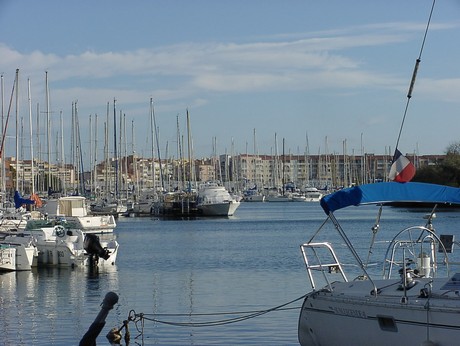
[389,149,416,182]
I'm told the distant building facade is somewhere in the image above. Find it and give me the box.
[3,153,445,197]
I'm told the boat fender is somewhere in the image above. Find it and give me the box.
[54,225,66,237]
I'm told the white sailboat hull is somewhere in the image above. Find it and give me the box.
[299,278,460,346]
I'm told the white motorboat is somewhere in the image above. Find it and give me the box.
[127,189,158,217]
[303,187,323,202]
[197,182,240,216]
[298,182,460,346]
[265,188,292,202]
[243,189,265,202]
[24,219,118,268]
[0,235,37,271]
[291,192,307,202]
[39,196,116,234]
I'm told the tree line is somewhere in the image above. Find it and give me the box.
[413,143,460,187]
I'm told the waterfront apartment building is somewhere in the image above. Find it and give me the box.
[4,153,444,196]
[233,153,443,190]
[120,152,443,192]
[5,157,76,194]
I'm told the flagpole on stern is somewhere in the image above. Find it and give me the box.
[390,0,436,182]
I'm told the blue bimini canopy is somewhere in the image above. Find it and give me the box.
[320,182,460,215]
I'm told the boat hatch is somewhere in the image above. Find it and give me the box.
[377,315,397,332]
[300,242,348,291]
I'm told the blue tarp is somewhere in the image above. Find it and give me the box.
[320,182,460,215]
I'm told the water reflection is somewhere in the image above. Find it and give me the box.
[0,265,119,345]
[7,203,458,345]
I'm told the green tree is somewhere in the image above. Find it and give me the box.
[413,142,460,187]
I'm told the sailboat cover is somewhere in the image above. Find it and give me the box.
[14,190,35,209]
[320,182,460,214]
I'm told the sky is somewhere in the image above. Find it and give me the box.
[1,0,459,166]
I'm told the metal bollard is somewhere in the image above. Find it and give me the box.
[80,291,119,346]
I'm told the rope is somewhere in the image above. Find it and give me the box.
[393,0,436,154]
[118,294,307,340]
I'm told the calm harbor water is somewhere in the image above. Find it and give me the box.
[1,201,460,345]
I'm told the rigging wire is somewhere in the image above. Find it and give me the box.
[393,0,436,153]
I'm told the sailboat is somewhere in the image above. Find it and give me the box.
[151,108,199,217]
[266,136,292,202]
[297,2,457,345]
[243,129,265,202]
[298,183,460,345]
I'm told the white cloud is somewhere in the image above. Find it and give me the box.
[1,19,458,158]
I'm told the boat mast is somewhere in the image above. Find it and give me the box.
[253,129,256,189]
[118,109,123,200]
[151,98,164,191]
[149,98,155,190]
[176,114,183,191]
[28,78,35,195]
[273,132,278,190]
[105,102,109,197]
[0,74,15,193]
[186,108,193,191]
[36,102,42,192]
[93,114,98,197]
[113,98,118,201]
[89,114,93,197]
[131,119,139,196]
[45,71,51,192]
[0,74,4,193]
[305,131,310,188]
[60,110,65,193]
[15,69,19,192]
[282,137,285,196]
[123,113,128,201]
[119,110,122,199]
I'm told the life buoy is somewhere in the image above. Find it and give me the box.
[55,225,66,237]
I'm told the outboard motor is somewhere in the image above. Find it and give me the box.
[84,234,110,260]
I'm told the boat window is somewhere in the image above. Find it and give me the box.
[377,315,397,332]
